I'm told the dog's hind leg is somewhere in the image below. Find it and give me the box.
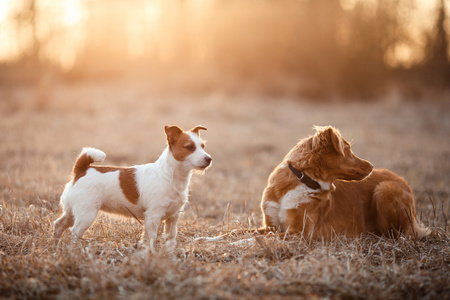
[373,181,426,238]
[70,209,99,240]
[54,211,74,238]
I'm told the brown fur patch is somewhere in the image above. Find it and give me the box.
[119,168,140,204]
[92,166,121,173]
[170,132,196,161]
[91,166,140,204]
[72,153,94,184]
[190,125,207,135]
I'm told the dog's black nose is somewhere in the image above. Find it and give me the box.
[205,156,212,165]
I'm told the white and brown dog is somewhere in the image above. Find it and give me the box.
[54,125,212,252]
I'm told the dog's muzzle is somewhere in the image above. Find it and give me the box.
[201,156,212,169]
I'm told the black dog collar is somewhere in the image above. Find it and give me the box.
[288,163,321,190]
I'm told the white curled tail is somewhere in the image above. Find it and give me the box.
[72,147,106,181]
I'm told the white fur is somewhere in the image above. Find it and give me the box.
[81,147,106,163]
[274,171,329,229]
[186,132,211,170]
[278,184,314,230]
[317,179,331,191]
[54,136,211,253]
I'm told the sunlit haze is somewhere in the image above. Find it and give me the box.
[0,0,448,73]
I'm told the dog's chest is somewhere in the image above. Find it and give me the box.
[138,178,188,218]
[164,184,188,214]
[278,184,313,224]
[280,185,313,210]
[162,198,184,219]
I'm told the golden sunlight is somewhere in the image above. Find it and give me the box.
[0,0,447,72]
[339,0,357,11]
[63,0,82,26]
[0,1,10,22]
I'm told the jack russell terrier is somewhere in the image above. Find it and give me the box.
[54,125,212,252]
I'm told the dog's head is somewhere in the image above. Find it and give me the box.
[287,126,373,183]
[164,125,212,171]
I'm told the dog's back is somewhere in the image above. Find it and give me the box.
[328,169,427,238]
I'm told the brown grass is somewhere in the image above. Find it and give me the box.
[0,80,449,299]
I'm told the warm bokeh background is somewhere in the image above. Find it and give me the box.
[1,0,449,98]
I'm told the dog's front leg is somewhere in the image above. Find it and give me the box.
[143,213,162,254]
[164,212,180,247]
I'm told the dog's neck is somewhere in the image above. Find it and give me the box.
[155,147,193,193]
[288,163,332,192]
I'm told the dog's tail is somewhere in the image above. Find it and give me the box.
[72,147,106,180]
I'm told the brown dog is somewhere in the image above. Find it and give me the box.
[260,126,428,239]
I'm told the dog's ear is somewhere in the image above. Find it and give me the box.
[190,125,207,136]
[164,125,183,146]
[312,125,328,150]
[313,126,345,156]
[328,128,345,156]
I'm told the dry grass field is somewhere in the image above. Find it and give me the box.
[0,81,449,299]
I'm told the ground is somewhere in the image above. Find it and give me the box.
[0,80,449,299]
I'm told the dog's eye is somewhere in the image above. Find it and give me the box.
[201,143,205,149]
[185,145,195,151]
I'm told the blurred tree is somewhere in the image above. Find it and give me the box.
[422,0,450,87]
[28,0,39,66]
[1,0,449,98]
[11,0,53,107]
[337,0,414,98]
[12,0,41,72]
